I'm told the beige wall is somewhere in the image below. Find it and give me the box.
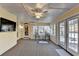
[17,21,25,39]
[0,7,17,22]
[0,6,17,55]
[50,5,79,44]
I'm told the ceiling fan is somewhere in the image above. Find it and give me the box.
[30,3,49,19]
[23,3,68,19]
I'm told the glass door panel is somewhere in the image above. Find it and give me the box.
[59,21,66,48]
[67,18,78,55]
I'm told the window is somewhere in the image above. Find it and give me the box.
[59,22,65,46]
[33,25,52,39]
[33,26,38,35]
[52,24,56,36]
[68,18,78,52]
[44,26,52,35]
[38,26,44,35]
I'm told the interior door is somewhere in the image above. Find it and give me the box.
[59,21,66,49]
[67,18,79,55]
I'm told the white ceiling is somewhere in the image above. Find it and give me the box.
[0,3,79,23]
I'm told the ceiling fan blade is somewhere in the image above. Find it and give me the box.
[48,7,69,9]
[22,4,34,17]
[36,3,47,8]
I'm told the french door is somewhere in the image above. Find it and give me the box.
[33,26,52,41]
[67,18,79,55]
[59,21,66,49]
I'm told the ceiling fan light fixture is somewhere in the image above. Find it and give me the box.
[35,13,43,19]
[36,15,40,19]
